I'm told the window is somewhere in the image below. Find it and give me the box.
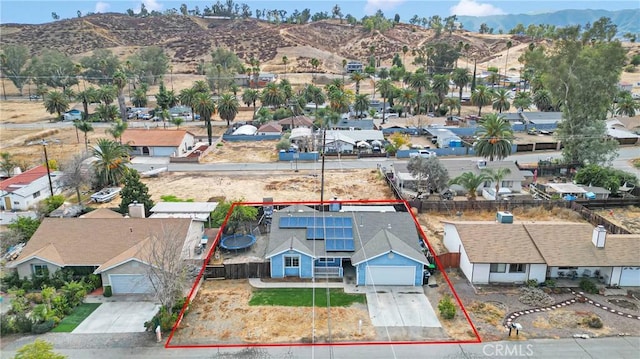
[32,264,47,277]
[33,191,41,198]
[317,258,332,263]
[509,264,526,273]
[284,256,299,267]
[501,181,513,188]
[490,263,506,273]
[558,266,578,270]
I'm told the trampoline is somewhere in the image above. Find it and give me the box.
[219,234,257,251]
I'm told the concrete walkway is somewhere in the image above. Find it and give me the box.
[247,277,344,289]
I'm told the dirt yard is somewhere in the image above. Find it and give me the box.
[594,206,640,234]
[172,280,375,345]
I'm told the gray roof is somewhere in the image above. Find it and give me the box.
[323,130,384,142]
[266,211,425,263]
[394,159,525,182]
[521,112,563,125]
[335,119,375,131]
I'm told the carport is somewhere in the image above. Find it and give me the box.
[73,302,160,333]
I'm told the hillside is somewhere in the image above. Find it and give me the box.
[0,14,541,75]
[458,9,640,35]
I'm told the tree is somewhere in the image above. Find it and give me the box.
[407,157,450,197]
[449,172,489,200]
[303,84,325,120]
[178,87,199,123]
[7,216,40,242]
[127,46,169,85]
[217,93,239,127]
[492,88,511,113]
[171,116,184,129]
[79,49,121,85]
[13,339,66,359]
[409,71,429,115]
[513,91,532,112]
[73,120,94,151]
[574,165,638,195]
[193,92,216,145]
[310,58,320,81]
[482,167,512,200]
[261,83,285,108]
[43,91,69,122]
[0,45,30,95]
[118,169,154,217]
[60,153,94,205]
[210,200,259,233]
[350,72,366,95]
[0,152,17,177]
[29,50,78,91]
[112,71,128,121]
[443,97,460,117]
[431,74,450,111]
[106,120,128,143]
[76,87,98,121]
[376,79,394,123]
[532,89,554,111]
[353,94,370,117]
[470,85,492,116]
[503,40,513,86]
[399,88,417,117]
[282,55,288,77]
[474,114,514,161]
[91,138,130,188]
[155,82,177,112]
[95,104,119,122]
[616,95,638,117]
[451,68,470,115]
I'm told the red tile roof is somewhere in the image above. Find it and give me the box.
[0,166,48,192]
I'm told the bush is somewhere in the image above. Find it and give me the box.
[438,295,456,320]
[41,195,65,216]
[0,271,23,292]
[519,287,555,307]
[584,314,603,329]
[543,279,556,288]
[579,278,598,294]
[25,292,44,304]
[20,279,33,292]
[31,320,55,334]
[103,285,112,297]
[525,279,538,288]
[13,313,34,333]
[84,274,102,292]
[1,315,14,336]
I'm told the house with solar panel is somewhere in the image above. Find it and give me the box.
[265,204,430,286]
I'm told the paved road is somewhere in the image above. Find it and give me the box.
[1,334,638,358]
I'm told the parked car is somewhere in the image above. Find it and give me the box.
[28,95,39,100]
[62,109,82,121]
[409,150,437,159]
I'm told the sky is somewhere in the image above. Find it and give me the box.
[0,0,638,24]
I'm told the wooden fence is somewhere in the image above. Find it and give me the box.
[570,201,634,234]
[407,198,639,214]
[204,262,270,280]
[436,252,460,269]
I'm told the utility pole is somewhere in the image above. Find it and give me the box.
[41,141,54,196]
[320,125,327,204]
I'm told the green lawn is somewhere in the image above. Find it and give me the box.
[51,303,102,332]
[248,288,366,307]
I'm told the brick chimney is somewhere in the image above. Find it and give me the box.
[591,225,606,248]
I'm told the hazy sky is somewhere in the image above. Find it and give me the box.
[1,0,638,24]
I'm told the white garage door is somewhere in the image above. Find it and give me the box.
[109,274,154,294]
[365,266,416,286]
[619,267,640,287]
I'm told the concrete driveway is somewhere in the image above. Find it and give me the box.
[73,302,160,334]
[366,287,441,327]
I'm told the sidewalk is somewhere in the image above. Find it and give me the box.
[246,278,424,295]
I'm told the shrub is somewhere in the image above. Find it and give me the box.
[1,315,14,336]
[519,287,555,307]
[13,313,33,333]
[61,280,87,308]
[543,279,556,288]
[51,295,71,317]
[584,314,603,329]
[25,292,44,304]
[579,278,598,294]
[84,274,102,292]
[0,271,23,292]
[103,285,112,297]
[438,295,456,320]
[525,279,538,288]
[41,195,65,216]
[31,320,55,334]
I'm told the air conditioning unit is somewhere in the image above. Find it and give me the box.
[496,211,513,224]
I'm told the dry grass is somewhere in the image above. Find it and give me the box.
[594,206,640,234]
[468,301,506,327]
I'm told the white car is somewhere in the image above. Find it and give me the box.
[62,110,82,121]
[409,150,437,158]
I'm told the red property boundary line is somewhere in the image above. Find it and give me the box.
[166,199,481,348]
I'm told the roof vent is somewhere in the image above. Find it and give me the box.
[496,211,513,224]
[387,223,392,229]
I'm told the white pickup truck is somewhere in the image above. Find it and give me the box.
[409,149,437,158]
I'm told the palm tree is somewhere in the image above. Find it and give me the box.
[193,80,209,94]
[471,85,493,116]
[113,70,127,121]
[342,59,347,83]
[482,167,511,201]
[95,104,119,122]
[474,113,514,161]
[422,90,439,115]
[282,56,288,78]
[310,58,320,82]
[492,88,511,113]
[303,84,326,119]
[242,89,260,114]
[326,88,351,114]
[376,79,394,123]
[402,45,409,66]
[74,120,94,151]
[350,72,366,95]
[97,85,117,105]
[217,93,239,127]
[354,94,370,117]
[399,88,417,117]
[43,91,69,122]
[254,107,272,126]
[487,71,500,88]
[513,91,532,112]
[451,68,470,115]
[442,97,460,117]
[179,87,199,123]
[449,172,488,201]
[106,119,128,143]
[616,95,638,117]
[431,74,450,111]
[131,88,147,107]
[410,71,429,115]
[503,40,513,87]
[261,83,285,108]
[193,92,216,145]
[171,117,184,129]
[91,138,130,188]
[76,87,98,121]
[533,89,553,112]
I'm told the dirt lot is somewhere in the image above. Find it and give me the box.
[594,206,640,234]
[172,280,376,345]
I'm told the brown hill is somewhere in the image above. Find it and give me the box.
[0,14,532,74]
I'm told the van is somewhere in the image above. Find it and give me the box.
[409,150,437,158]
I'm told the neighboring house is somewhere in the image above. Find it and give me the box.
[334,119,375,131]
[257,122,283,135]
[265,205,429,286]
[345,61,363,73]
[392,160,524,195]
[234,73,277,88]
[277,116,314,130]
[0,165,63,211]
[443,221,640,286]
[606,119,639,145]
[121,129,196,157]
[428,128,463,148]
[323,132,356,153]
[542,183,610,200]
[520,112,563,127]
[8,208,205,294]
